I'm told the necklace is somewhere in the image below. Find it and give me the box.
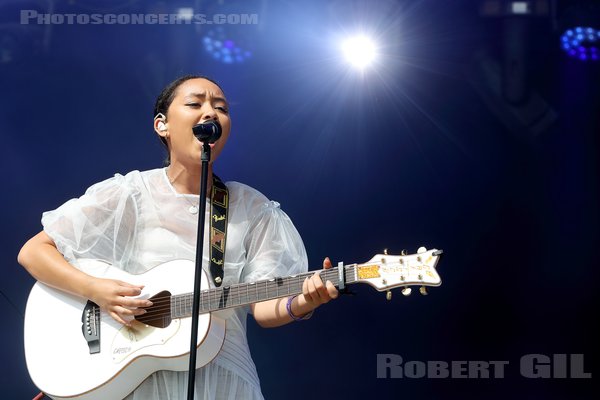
[184,199,199,215]
[167,168,199,214]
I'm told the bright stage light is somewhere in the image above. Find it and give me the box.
[561,26,599,61]
[342,35,377,69]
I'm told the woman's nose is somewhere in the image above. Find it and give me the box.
[201,105,218,121]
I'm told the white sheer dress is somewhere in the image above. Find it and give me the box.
[41,167,308,400]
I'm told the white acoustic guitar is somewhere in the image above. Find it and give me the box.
[24,247,443,400]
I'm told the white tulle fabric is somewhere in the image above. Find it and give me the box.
[41,168,308,400]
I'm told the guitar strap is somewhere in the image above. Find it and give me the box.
[209,174,228,287]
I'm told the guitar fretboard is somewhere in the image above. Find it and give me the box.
[170,264,357,318]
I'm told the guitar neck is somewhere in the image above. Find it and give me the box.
[171,264,358,318]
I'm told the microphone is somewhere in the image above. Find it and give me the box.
[192,120,222,144]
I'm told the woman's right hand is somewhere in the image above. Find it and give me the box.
[18,231,153,326]
[86,278,153,325]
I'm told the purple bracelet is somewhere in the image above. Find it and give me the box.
[286,295,313,321]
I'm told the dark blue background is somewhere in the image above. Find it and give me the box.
[1,0,597,398]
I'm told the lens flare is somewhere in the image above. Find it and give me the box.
[342,35,377,69]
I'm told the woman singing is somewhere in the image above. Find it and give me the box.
[18,75,338,399]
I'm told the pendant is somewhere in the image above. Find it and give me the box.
[188,205,199,215]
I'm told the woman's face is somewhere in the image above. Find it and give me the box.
[158,78,231,166]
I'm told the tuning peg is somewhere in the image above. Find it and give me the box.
[383,248,388,255]
[401,249,407,255]
[419,286,428,295]
[417,246,427,254]
[386,290,392,301]
[401,287,412,296]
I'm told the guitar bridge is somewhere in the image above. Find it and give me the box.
[81,300,101,354]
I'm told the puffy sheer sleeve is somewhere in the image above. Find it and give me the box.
[41,173,139,269]
[241,200,308,284]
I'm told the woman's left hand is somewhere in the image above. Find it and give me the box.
[252,257,340,327]
[298,257,339,311]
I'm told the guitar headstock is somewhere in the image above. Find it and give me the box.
[355,247,443,297]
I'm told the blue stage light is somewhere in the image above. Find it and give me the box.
[560,26,599,61]
[201,27,252,64]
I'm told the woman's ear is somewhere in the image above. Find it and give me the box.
[154,113,169,137]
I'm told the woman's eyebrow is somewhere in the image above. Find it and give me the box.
[186,92,228,104]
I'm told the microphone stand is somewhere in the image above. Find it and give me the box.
[186,141,211,400]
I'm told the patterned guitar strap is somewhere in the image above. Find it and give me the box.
[209,174,228,287]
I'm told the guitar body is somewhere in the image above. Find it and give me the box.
[24,259,226,400]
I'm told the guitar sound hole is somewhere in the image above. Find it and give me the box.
[135,290,172,328]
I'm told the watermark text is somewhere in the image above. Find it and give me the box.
[20,10,259,25]
[377,354,592,379]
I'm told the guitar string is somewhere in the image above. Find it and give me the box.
[130,269,342,312]
[91,270,344,318]
[89,268,353,319]
[93,266,432,321]
[91,263,431,320]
